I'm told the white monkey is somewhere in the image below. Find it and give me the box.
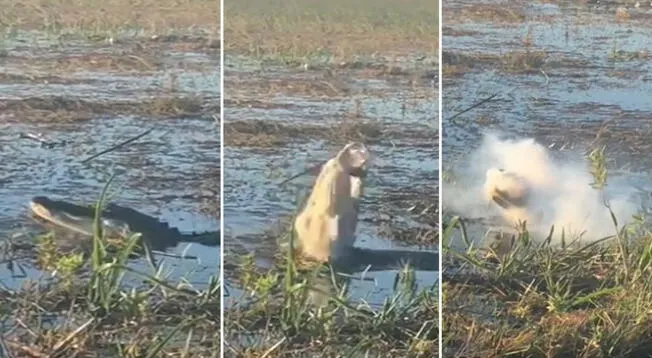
[294,142,369,263]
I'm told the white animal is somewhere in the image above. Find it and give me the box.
[294,142,369,263]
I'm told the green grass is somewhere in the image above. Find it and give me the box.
[225,0,438,63]
[0,0,218,38]
[225,220,437,357]
[442,149,652,357]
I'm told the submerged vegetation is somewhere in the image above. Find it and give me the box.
[0,178,220,356]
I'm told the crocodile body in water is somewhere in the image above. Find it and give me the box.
[29,196,219,252]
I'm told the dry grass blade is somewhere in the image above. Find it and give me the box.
[50,318,95,357]
[260,337,286,358]
[3,340,46,358]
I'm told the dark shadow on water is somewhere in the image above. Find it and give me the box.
[30,196,220,252]
[334,247,439,272]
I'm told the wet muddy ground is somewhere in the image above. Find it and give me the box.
[0,31,219,293]
[443,1,652,356]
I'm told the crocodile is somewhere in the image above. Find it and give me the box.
[29,196,219,252]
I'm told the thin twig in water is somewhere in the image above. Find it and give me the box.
[278,161,326,186]
[446,92,500,122]
[128,55,154,71]
[540,69,549,85]
[81,128,154,164]
[152,250,198,260]
[19,132,65,148]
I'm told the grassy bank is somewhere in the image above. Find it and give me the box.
[442,150,652,357]
[442,215,652,357]
[225,240,438,357]
[225,0,438,62]
[0,0,218,37]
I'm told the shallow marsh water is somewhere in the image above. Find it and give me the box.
[0,31,219,290]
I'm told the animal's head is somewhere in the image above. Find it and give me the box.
[484,168,530,209]
[30,196,54,221]
[337,142,369,173]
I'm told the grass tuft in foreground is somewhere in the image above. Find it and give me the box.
[225,223,437,357]
[442,155,652,356]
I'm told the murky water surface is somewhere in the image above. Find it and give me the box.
[0,32,219,289]
[224,55,437,305]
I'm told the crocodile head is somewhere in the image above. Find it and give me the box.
[30,196,220,250]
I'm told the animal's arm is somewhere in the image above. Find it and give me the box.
[311,159,338,216]
[350,175,363,199]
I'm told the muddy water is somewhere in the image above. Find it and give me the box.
[224,56,437,305]
[443,1,652,246]
[0,32,219,289]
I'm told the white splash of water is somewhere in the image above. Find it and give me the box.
[444,133,639,243]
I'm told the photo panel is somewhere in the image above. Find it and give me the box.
[222,0,439,356]
[441,1,652,356]
[0,0,220,355]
